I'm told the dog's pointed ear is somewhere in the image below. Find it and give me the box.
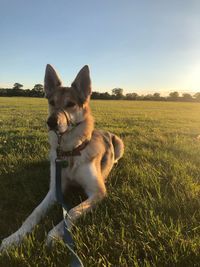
[71,65,92,104]
[44,64,62,98]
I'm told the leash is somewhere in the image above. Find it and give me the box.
[53,120,87,267]
[49,109,89,266]
[55,159,84,267]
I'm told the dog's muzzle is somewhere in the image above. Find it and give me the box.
[47,116,58,130]
[47,109,70,133]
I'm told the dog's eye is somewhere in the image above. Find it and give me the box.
[49,100,55,106]
[66,101,76,108]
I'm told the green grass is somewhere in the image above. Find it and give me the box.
[1,97,200,267]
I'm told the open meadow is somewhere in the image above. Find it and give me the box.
[0,97,200,267]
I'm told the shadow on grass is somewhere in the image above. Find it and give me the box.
[0,159,88,239]
[0,160,50,237]
[0,159,99,267]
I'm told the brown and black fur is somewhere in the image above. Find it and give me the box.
[0,64,124,251]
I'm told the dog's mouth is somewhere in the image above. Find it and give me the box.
[47,123,68,134]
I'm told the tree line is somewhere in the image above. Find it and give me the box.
[0,83,44,97]
[0,84,200,102]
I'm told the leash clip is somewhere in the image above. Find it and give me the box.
[55,157,69,168]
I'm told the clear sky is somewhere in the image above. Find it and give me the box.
[0,0,200,95]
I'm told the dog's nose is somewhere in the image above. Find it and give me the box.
[47,117,58,129]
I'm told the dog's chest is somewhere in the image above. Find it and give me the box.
[50,150,85,183]
[61,156,81,181]
[50,143,94,190]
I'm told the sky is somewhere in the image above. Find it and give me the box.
[0,0,200,95]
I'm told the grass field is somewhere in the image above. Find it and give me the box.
[1,97,200,267]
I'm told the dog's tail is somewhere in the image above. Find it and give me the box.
[112,134,124,163]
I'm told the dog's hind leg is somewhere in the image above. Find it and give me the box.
[0,190,56,252]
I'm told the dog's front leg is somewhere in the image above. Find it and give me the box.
[0,189,56,252]
[65,163,107,229]
[0,149,58,252]
[46,220,64,246]
[66,193,105,230]
[46,190,106,246]
[67,184,106,230]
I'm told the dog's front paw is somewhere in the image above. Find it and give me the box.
[46,234,58,247]
[46,228,64,247]
[0,234,21,253]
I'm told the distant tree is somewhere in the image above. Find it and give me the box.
[194,92,200,101]
[125,93,138,100]
[33,84,43,92]
[112,88,124,99]
[91,91,112,100]
[153,92,161,99]
[32,84,44,97]
[91,91,100,99]
[13,83,23,90]
[168,91,179,100]
[143,94,154,100]
[0,88,9,96]
[182,93,192,101]
[11,83,24,96]
[24,89,31,97]
[101,92,112,99]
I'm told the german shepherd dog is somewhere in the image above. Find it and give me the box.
[0,64,124,251]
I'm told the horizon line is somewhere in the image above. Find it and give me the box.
[0,85,199,96]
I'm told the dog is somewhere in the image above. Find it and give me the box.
[0,64,124,251]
